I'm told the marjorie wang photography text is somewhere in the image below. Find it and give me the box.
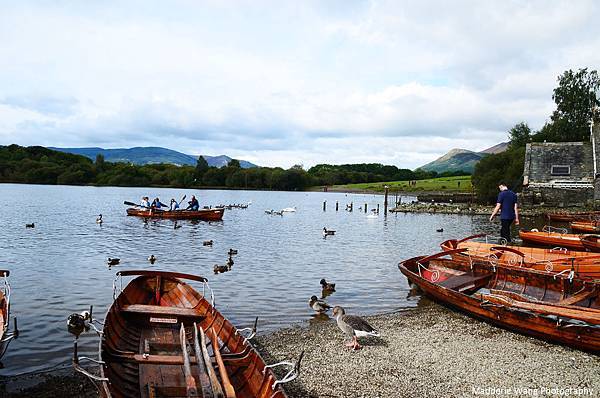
[472,386,594,396]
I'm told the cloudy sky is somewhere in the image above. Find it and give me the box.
[1,1,599,169]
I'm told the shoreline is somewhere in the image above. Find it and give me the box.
[2,300,599,397]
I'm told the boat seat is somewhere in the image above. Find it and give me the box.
[558,289,599,306]
[438,273,492,292]
[122,304,205,319]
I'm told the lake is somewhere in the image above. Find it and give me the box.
[0,183,499,376]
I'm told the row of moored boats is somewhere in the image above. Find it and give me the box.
[401,211,600,353]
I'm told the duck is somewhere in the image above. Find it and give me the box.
[436,228,444,233]
[323,227,336,236]
[332,306,380,350]
[107,258,120,266]
[320,278,336,292]
[203,240,213,246]
[309,296,331,313]
[228,248,238,256]
[265,210,274,215]
[25,223,35,228]
[66,310,91,337]
[96,214,103,224]
[214,264,229,274]
[148,255,157,264]
[174,221,182,230]
[273,210,284,216]
[226,255,234,268]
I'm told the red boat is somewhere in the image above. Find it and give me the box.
[547,212,600,222]
[399,251,600,353]
[571,220,600,233]
[127,207,225,221]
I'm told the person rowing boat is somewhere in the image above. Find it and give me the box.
[169,198,180,211]
[152,197,167,209]
[140,196,151,208]
[186,195,199,211]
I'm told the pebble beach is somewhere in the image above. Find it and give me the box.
[4,299,599,397]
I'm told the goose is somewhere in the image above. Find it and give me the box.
[323,227,336,236]
[203,240,213,246]
[265,210,273,215]
[309,296,331,313]
[25,223,35,228]
[148,255,156,264]
[332,306,380,350]
[96,214,103,224]
[174,221,182,230]
[228,248,238,256]
[320,278,336,292]
[107,258,120,266]
[214,264,229,274]
[436,228,444,232]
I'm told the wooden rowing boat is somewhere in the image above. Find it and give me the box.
[126,207,225,221]
[519,229,586,250]
[0,270,17,361]
[72,270,300,398]
[440,235,600,279]
[547,211,600,222]
[581,235,600,253]
[571,220,600,233]
[398,251,600,352]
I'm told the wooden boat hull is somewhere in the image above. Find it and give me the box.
[519,230,586,250]
[440,237,600,279]
[571,221,600,233]
[547,212,600,222]
[0,270,15,360]
[100,270,288,398]
[581,235,600,253]
[126,207,225,221]
[399,254,600,353]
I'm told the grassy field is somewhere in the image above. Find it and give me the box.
[333,175,472,193]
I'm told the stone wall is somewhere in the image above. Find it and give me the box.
[521,186,594,207]
[523,142,593,184]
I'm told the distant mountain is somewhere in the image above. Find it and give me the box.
[419,142,509,173]
[51,147,257,168]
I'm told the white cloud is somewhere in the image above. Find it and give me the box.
[0,1,599,169]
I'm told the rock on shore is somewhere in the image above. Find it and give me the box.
[255,300,600,398]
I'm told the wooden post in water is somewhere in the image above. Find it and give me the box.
[365,203,368,213]
[336,201,339,211]
[323,201,326,211]
[384,185,389,214]
[350,202,353,212]
[377,204,380,213]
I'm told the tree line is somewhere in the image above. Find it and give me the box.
[0,144,467,190]
[472,68,600,203]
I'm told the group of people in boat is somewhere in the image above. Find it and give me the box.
[140,195,199,211]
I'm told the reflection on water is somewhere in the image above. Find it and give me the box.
[0,184,501,375]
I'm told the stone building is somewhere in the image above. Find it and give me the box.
[522,123,599,207]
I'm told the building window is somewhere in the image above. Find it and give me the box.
[551,165,571,176]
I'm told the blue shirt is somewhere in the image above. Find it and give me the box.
[497,190,517,220]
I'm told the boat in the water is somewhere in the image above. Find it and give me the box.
[69,270,302,398]
[519,228,586,251]
[546,211,600,222]
[126,207,225,221]
[399,250,600,352]
[0,270,18,361]
[440,234,600,278]
[571,220,600,233]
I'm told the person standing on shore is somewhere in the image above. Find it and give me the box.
[489,182,519,243]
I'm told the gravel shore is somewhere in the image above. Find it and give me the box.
[2,300,599,397]
[255,299,600,398]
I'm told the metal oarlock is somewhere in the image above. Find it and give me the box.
[265,351,304,390]
[237,316,259,343]
[68,304,108,386]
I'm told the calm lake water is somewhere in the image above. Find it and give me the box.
[0,184,502,376]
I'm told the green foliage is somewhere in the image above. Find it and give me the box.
[534,68,600,143]
[195,155,209,179]
[472,147,525,203]
[508,122,531,148]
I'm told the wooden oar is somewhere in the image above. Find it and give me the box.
[124,200,149,208]
[209,329,236,398]
[178,195,187,207]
